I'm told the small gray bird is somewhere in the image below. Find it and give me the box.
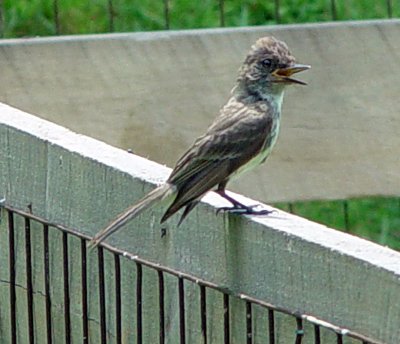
[89,36,309,247]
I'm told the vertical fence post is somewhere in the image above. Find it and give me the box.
[108,0,115,32]
[0,0,4,38]
[164,0,170,30]
[53,0,60,34]
[331,0,337,20]
[274,0,281,24]
[386,0,393,18]
[219,0,225,27]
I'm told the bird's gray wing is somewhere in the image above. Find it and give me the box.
[163,104,273,221]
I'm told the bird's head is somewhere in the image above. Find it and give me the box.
[236,36,310,98]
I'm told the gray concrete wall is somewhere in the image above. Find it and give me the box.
[1,20,399,203]
[0,103,399,343]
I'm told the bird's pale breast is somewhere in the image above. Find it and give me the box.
[230,93,282,180]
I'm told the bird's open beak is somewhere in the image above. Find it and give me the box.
[272,63,311,85]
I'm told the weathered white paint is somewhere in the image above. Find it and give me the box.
[0,104,399,343]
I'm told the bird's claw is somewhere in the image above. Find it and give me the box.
[216,204,275,216]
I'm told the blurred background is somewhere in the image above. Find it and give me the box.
[1,1,399,37]
[0,0,399,251]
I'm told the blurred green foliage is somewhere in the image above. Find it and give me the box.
[275,198,400,251]
[1,0,398,37]
[1,0,398,250]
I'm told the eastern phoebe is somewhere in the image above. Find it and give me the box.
[89,36,309,247]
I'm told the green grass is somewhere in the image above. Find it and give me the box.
[2,0,398,37]
[274,198,400,251]
[1,0,399,250]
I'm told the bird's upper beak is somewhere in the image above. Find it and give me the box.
[272,64,311,85]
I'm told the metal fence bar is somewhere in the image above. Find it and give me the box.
[200,285,207,343]
[178,277,186,344]
[223,294,230,344]
[246,301,252,344]
[136,262,143,344]
[314,325,321,344]
[0,204,384,343]
[43,224,52,344]
[158,270,165,344]
[97,247,107,344]
[114,253,122,344]
[62,232,71,344]
[80,238,89,344]
[8,210,17,344]
[295,317,304,344]
[24,217,34,344]
[268,309,275,344]
[8,211,17,344]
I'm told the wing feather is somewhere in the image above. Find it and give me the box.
[162,101,274,222]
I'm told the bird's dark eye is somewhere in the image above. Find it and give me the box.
[261,59,272,68]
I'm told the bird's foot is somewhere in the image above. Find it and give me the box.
[216,203,275,216]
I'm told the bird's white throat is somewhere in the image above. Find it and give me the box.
[262,90,284,114]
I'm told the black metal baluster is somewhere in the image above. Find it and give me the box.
[98,247,107,344]
[268,309,275,344]
[62,232,71,344]
[8,211,16,344]
[43,224,52,344]
[25,217,34,344]
[115,254,122,344]
[136,263,143,344]
[200,285,207,343]
[246,302,252,344]
[81,239,88,344]
[295,317,304,344]
[223,294,230,344]
[178,277,186,344]
[158,270,165,344]
[314,325,321,344]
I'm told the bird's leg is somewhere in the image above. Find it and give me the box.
[215,189,274,215]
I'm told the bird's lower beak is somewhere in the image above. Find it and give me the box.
[272,63,311,85]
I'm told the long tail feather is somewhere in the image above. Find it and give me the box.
[88,183,174,248]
